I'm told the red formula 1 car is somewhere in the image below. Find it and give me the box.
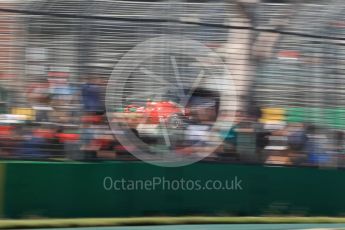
[124,100,190,129]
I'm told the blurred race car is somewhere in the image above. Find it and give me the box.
[124,100,190,129]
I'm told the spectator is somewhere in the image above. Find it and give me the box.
[287,123,307,153]
[334,130,345,167]
[81,78,104,115]
[217,111,242,158]
[49,78,75,103]
[304,125,332,166]
[17,126,54,158]
[27,81,52,123]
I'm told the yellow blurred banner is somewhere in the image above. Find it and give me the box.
[260,108,285,123]
[11,108,35,120]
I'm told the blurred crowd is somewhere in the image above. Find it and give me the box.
[218,109,345,168]
[0,75,344,169]
[0,0,340,169]
[0,75,114,161]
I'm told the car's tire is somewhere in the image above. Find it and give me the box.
[167,114,185,129]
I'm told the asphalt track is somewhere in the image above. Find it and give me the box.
[25,224,345,230]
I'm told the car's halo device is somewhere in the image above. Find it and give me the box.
[106,35,237,167]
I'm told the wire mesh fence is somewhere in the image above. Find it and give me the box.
[0,0,344,167]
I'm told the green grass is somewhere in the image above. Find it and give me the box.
[1,217,345,229]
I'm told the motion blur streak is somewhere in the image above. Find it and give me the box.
[0,0,342,168]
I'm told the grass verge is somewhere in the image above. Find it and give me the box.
[1,216,345,229]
